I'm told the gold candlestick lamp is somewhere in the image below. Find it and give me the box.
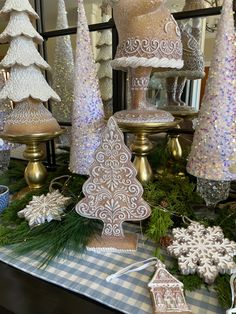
[0,129,64,198]
[116,118,182,183]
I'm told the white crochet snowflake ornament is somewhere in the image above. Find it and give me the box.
[18,190,71,228]
[167,222,236,284]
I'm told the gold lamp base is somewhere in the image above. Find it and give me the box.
[0,129,65,199]
[117,119,182,184]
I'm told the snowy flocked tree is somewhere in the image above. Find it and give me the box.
[0,0,61,135]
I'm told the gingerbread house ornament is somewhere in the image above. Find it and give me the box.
[148,262,192,314]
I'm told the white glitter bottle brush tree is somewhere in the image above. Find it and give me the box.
[69,0,105,176]
[51,0,75,146]
[96,1,113,118]
[0,0,61,135]
[187,0,236,207]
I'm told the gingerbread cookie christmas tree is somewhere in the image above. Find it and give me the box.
[76,117,151,251]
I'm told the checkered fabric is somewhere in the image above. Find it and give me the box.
[0,224,224,314]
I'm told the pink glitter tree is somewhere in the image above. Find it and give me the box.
[187,0,236,206]
[69,0,105,175]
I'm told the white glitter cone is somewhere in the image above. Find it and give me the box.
[187,0,236,205]
[69,0,105,175]
[51,0,74,124]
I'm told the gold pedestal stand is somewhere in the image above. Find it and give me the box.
[117,119,181,184]
[0,130,64,199]
[167,110,198,161]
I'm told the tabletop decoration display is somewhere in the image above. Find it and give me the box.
[51,0,75,146]
[0,157,235,308]
[148,261,192,314]
[76,117,151,251]
[0,0,64,196]
[187,0,236,206]
[18,190,71,228]
[96,1,113,118]
[70,0,105,176]
[167,222,236,284]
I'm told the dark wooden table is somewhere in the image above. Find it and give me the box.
[0,262,122,314]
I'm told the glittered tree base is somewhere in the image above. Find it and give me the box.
[159,105,198,117]
[87,233,138,252]
[114,109,174,124]
[4,101,61,135]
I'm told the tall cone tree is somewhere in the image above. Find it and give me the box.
[51,0,74,125]
[70,0,105,175]
[187,0,236,205]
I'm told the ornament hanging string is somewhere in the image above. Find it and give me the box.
[49,175,71,192]
[182,216,195,225]
[226,274,236,314]
[49,175,83,201]
[106,257,159,282]
[151,201,197,225]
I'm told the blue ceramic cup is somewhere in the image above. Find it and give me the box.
[0,185,9,213]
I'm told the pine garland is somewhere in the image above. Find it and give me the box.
[143,174,202,220]
[0,154,235,308]
[0,156,101,265]
[145,206,173,258]
[214,275,232,309]
[13,211,101,266]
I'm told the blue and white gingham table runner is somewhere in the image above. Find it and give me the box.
[0,224,225,314]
